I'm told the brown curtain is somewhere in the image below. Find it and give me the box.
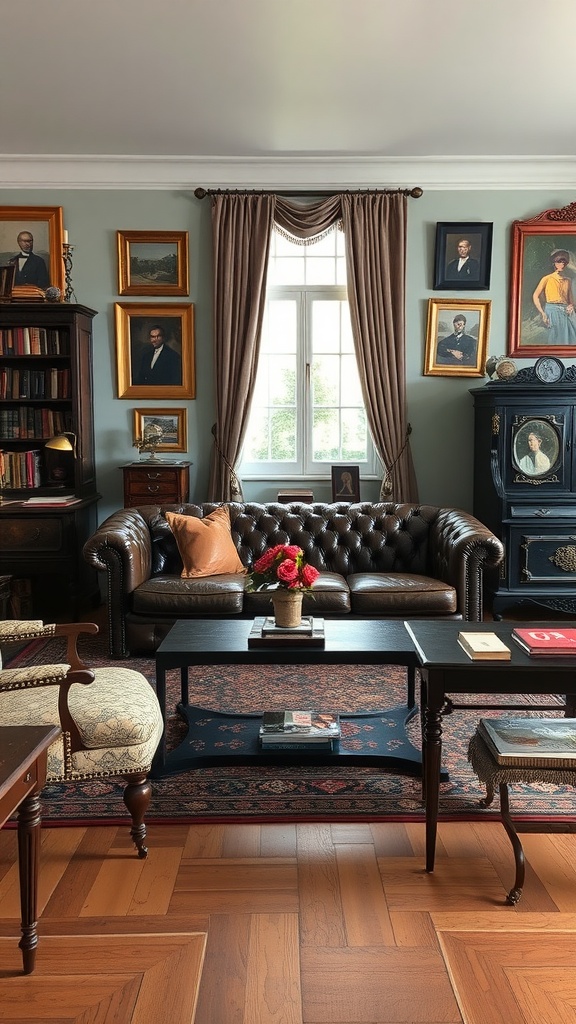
[341,193,418,501]
[208,194,274,501]
[208,190,417,502]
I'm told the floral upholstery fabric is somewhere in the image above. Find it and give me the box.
[0,666,163,782]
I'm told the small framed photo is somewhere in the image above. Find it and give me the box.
[424,299,491,377]
[115,302,195,399]
[433,222,493,290]
[0,205,65,293]
[133,407,187,453]
[117,230,189,296]
[331,464,361,502]
[509,201,576,356]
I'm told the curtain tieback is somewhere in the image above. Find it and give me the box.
[382,424,412,495]
[211,424,242,499]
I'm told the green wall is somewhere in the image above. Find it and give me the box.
[2,186,573,522]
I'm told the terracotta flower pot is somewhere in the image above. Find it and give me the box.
[271,589,303,628]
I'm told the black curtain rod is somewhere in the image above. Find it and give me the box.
[194,186,423,199]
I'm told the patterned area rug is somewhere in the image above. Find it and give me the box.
[7,632,575,825]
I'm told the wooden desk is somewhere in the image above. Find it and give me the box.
[405,620,576,874]
[0,725,61,974]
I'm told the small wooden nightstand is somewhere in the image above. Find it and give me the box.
[121,461,191,508]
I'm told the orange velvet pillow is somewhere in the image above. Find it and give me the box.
[165,507,246,579]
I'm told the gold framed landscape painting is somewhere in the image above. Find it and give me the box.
[133,407,187,453]
[115,302,195,399]
[0,205,64,294]
[424,299,491,377]
[117,230,189,296]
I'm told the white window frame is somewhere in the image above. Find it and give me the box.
[239,239,379,482]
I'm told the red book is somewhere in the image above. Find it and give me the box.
[512,627,576,656]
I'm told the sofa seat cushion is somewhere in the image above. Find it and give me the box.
[242,572,351,617]
[132,574,245,616]
[348,573,457,616]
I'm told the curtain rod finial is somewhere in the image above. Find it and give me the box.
[410,187,423,199]
[194,187,208,199]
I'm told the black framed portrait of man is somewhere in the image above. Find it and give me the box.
[433,222,493,290]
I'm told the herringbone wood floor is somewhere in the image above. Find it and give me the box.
[1,820,575,1023]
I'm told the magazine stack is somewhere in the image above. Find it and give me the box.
[259,710,341,751]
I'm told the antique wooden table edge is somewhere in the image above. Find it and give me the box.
[404,619,576,875]
[0,724,61,974]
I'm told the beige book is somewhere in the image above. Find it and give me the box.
[458,631,511,661]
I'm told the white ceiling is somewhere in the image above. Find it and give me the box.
[2,0,576,190]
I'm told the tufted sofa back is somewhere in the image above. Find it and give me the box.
[147,501,441,578]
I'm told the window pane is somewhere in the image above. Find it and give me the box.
[341,354,364,405]
[341,408,368,460]
[243,408,270,461]
[312,408,340,461]
[312,355,339,406]
[265,300,297,351]
[312,300,342,352]
[306,257,336,286]
[268,355,296,405]
[268,256,305,286]
[270,408,296,461]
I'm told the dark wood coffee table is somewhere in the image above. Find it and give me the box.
[153,618,421,779]
[405,620,576,874]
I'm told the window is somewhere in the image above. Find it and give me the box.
[240,227,378,479]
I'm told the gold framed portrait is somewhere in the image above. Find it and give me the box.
[424,299,491,377]
[115,302,195,399]
[0,205,65,294]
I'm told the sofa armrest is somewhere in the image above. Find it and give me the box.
[84,509,154,657]
[84,508,153,591]
[428,508,504,621]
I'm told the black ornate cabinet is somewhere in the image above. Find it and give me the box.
[471,364,576,618]
[0,303,100,618]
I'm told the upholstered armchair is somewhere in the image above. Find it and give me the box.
[0,619,163,857]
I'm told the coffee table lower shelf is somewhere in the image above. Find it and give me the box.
[152,703,448,781]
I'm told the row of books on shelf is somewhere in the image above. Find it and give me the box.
[259,710,341,750]
[0,407,72,440]
[0,326,69,356]
[0,448,42,488]
[0,366,71,401]
[458,627,576,662]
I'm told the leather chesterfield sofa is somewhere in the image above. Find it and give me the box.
[83,501,504,658]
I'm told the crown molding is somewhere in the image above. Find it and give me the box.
[0,154,575,191]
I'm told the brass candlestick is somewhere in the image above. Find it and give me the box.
[62,243,77,302]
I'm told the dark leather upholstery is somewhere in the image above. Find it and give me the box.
[83,501,504,657]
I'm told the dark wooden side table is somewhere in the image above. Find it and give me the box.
[0,725,61,974]
[121,461,191,508]
[404,620,576,875]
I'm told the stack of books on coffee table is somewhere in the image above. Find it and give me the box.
[259,710,341,751]
[248,616,325,648]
